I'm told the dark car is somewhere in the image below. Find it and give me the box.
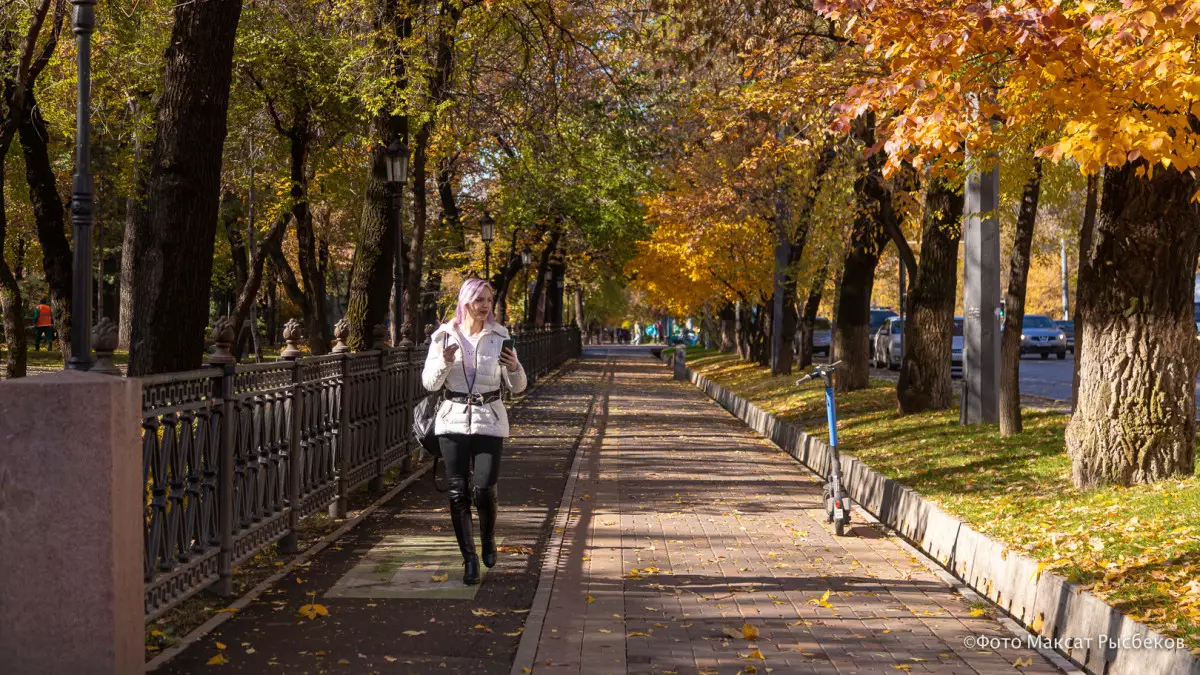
[1055,320,1075,353]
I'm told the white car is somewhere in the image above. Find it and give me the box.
[873,317,904,369]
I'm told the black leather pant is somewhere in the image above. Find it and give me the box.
[439,434,502,562]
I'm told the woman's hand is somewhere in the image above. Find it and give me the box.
[499,347,519,372]
[442,343,460,363]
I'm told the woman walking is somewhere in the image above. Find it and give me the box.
[422,279,527,584]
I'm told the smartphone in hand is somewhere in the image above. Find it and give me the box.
[501,338,516,353]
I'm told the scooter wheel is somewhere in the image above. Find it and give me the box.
[835,520,846,537]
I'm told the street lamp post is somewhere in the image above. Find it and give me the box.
[521,245,532,326]
[384,138,409,347]
[66,0,97,371]
[480,211,495,281]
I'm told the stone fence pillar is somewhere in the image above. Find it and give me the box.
[674,345,688,380]
[0,371,143,673]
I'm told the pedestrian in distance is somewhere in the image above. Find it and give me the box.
[33,298,54,351]
[422,278,527,585]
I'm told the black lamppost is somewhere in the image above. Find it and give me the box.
[480,211,495,280]
[66,0,97,371]
[384,138,409,347]
[521,244,532,326]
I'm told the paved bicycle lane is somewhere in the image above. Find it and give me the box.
[519,348,1061,675]
[156,357,609,674]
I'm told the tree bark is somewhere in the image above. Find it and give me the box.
[897,179,964,413]
[1071,173,1100,411]
[999,157,1043,435]
[222,191,248,293]
[719,303,735,353]
[289,129,331,354]
[0,161,28,378]
[231,212,290,347]
[834,115,894,391]
[1066,162,1200,488]
[128,0,243,376]
[18,90,73,362]
[529,229,561,326]
[574,287,585,332]
[799,265,827,368]
[402,0,461,344]
[118,99,147,351]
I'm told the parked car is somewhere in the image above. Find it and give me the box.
[873,317,903,369]
[1021,314,1067,359]
[868,309,898,359]
[1055,320,1075,353]
[792,317,833,357]
[812,317,831,356]
[952,316,964,373]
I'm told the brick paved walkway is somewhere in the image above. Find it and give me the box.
[154,348,1063,674]
[520,348,1061,675]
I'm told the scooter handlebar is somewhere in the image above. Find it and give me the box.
[795,360,845,386]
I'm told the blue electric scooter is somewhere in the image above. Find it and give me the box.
[796,361,851,536]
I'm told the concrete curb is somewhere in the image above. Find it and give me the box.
[665,355,1199,675]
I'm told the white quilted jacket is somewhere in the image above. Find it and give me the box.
[422,321,528,438]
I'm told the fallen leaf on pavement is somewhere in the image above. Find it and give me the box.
[206,654,228,666]
[298,603,328,620]
[402,630,426,636]
[430,573,449,583]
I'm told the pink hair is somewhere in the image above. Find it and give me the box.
[454,278,496,326]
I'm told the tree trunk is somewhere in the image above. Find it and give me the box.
[0,159,28,379]
[231,212,290,345]
[1066,162,1200,488]
[574,287,585,332]
[222,191,248,293]
[119,142,146,350]
[719,303,735,353]
[128,0,243,376]
[289,130,331,354]
[529,229,561,327]
[402,0,460,344]
[897,179,964,413]
[835,115,894,391]
[1071,173,1100,411]
[999,157,1043,435]
[346,2,408,349]
[799,266,827,368]
[18,91,73,362]
[752,302,771,366]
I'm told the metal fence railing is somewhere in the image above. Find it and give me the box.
[139,325,581,621]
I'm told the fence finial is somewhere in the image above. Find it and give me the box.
[281,319,304,359]
[91,317,121,375]
[208,317,236,365]
[332,318,352,354]
[372,324,389,350]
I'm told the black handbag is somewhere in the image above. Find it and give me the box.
[413,335,449,491]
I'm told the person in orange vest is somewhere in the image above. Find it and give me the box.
[33,298,54,351]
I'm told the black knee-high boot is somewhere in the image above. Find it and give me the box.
[448,479,480,585]
[473,485,498,568]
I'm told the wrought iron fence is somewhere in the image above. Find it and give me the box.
[139,325,580,621]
